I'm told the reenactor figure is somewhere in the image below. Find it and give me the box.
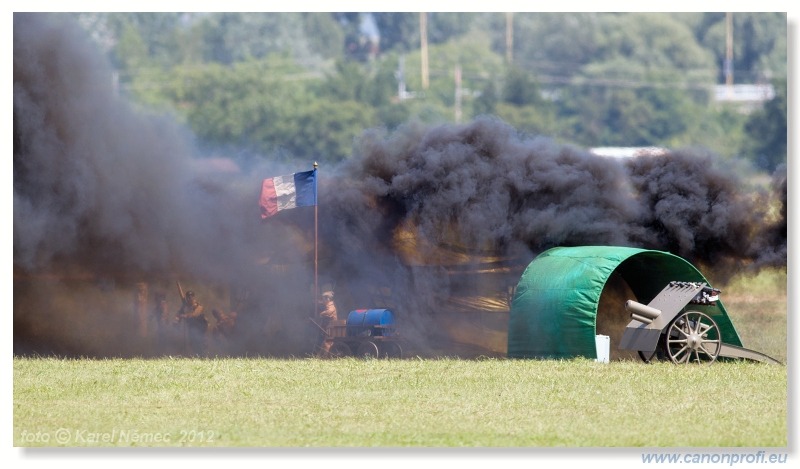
[316,288,338,357]
[177,290,208,356]
[212,309,238,339]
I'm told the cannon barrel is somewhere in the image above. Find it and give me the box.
[625,300,662,323]
[630,313,654,325]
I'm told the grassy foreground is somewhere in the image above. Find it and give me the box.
[13,356,787,448]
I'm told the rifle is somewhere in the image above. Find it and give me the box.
[176,281,188,353]
[176,281,186,303]
[307,317,329,336]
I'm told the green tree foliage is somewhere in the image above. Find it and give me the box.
[302,13,345,61]
[472,78,499,117]
[114,22,149,71]
[191,13,324,66]
[536,14,716,147]
[694,13,787,83]
[401,30,504,107]
[600,13,715,72]
[155,58,310,151]
[71,12,785,171]
[502,66,544,107]
[492,66,556,137]
[316,60,395,107]
[741,78,787,172]
[554,55,710,147]
[143,55,378,163]
[426,13,476,45]
[372,13,418,53]
[287,99,377,163]
[494,103,556,138]
[497,13,606,77]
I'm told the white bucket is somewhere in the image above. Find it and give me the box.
[595,335,610,363]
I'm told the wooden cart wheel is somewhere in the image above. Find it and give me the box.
[356,341,380,359]
[665,311,721,364]
[328,342,352,358]
[380,342,403,359]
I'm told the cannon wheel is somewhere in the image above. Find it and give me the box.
[328,342,352,358]
[380,341,403,359]
[357,341,380,359]
[664,310,722,364]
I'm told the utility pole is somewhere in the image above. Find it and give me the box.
[420,12,429,90]
[454,64,462,123]
[506,12,514,64]
[396,55,407,100]
[725,12,734,96]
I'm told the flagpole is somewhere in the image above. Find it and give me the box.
[313,161,318,320]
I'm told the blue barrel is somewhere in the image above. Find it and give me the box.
[346,309,395,337]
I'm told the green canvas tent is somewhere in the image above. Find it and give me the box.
[507,246,743,359]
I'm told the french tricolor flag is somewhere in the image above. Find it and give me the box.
[259,169,317,219]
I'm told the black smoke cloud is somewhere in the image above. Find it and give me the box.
[323,122,785,273]
[625,149,784,271]
[13,13,786,357]
[16,13,208,275]
[13,13,311,356]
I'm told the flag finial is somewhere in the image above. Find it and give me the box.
[313,161,318,169]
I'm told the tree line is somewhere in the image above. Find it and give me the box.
[74,12,787,172]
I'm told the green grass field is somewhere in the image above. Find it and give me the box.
[13,356,787,448]
[715,268,788,365]
[13,268,789,449]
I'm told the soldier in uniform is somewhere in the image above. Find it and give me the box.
[177,290,208,356]
[207,308,238,356]
[212,309,237,337]
[316,289,338,357]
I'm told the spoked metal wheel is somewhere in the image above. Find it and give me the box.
[328,342,352,358]
[380,341,403,359]
[665,311,722,364]
[356,341,380,359]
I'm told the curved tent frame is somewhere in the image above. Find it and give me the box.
[507,246,743,359]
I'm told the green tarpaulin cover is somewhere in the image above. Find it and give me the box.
[507,246,742,359]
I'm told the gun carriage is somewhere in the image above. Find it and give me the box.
[620,281,780,364]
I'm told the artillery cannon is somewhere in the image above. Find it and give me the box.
[619,281,781,364]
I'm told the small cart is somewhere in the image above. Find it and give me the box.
[315,308,403,359]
